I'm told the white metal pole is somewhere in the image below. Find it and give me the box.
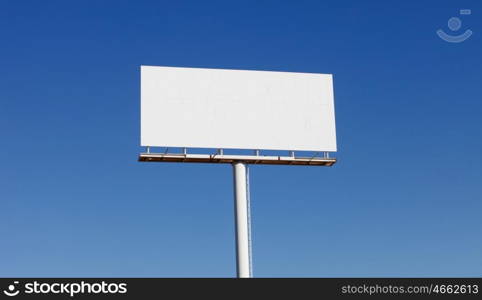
[232,162,252,278]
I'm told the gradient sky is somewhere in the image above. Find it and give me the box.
[1,0,481,277]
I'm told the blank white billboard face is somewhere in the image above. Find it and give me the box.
[141,66,337,152]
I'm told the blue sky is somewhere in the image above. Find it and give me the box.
[1,0,481,277]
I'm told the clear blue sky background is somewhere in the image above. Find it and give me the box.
[1,1,481,277]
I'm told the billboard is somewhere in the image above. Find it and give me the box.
[141,66,337,152]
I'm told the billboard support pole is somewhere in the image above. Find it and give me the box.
[233,162,252,278]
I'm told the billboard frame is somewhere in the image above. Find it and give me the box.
[139,65,338,278]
